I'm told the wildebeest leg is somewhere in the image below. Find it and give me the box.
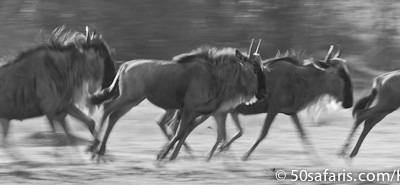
[220,112,243,151]
[290,114,322,163]
[157,109,176,140]
[46,115,71,149]
[0,119,27,161]
[159,110,193,154]
[206,112,227,161]
[46,117,57,134]
[65,105,100,152]
[49,115,82,160]
[169,110,181,132]
[349,113,387,158]
[338,115,366,156]
[169,114,203,161]
[291,114,313,149]
[157,109,195,160]
[157,109,192,153]
[96,98,143,159]
[54,115,75,144]
[242,111,278,161]
[0,119,10,145]
[66,106,96,137]
[89,102,115,153]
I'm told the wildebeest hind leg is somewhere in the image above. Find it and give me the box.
[338,115,365,156]
[349,113,387,158]
[96,99,143,161]
[242,111,278,161]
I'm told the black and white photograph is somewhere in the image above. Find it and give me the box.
[0,1,399,184]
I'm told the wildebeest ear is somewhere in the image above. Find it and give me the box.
[235,50,245,63]
[314,60,330,69]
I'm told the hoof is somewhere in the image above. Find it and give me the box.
[156,151,166,161]
[91,153,113,163]
[241,154,250,161]
[204,152,212,162]
[86,140,100,153]
[218,144,230,152]
[337,150,347,158]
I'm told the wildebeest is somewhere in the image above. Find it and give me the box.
[340,70,400,158]
[89,40,268,161]
[163,45,353,161]
[0,26,116,149]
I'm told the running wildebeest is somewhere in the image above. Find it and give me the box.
[163,45,353,161]
[0,26,116,149]
[340,70,400,158]
[89,39,268,161]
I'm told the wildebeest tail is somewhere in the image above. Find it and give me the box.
[352,88,377,117]
[89,66,123,105]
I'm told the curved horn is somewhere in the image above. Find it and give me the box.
[324,45,334,63]
[248,39,254,57]
[334,46,341,58]
[90,30,97,40]
[255,39,261,54]
[85,26,90,43]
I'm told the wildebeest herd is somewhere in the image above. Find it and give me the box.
[0,26,397,163]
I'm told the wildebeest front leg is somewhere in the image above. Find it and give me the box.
[169,114,206,161]
[290,114,322,163]
[220,112,243,151]
[157,109,195,160]
[349,113,386,158]
[242,111,278,161]
[66,105,99,149]
[157,109,176,140]
[0,119,10,146]
[291,114,313,150]
[206,112,227,161]
[158,109,193,154]
[46,114,75,144]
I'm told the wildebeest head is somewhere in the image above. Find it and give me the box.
[235,39,268,100]
[314,45,353,109]
[82,27,116,93]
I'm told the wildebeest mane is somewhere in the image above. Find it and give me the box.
[263,56,302,67]
[173,46,258,106]
[173,47,241,65]
[0,26,104,108]
[1,26,86,67]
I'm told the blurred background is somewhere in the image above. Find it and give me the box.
[3,1,400,184]
[1,0,400,90]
